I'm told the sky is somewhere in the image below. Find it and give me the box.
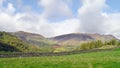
[0,0,120,38]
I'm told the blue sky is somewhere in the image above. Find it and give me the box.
[9,0,120,22]
[2,0,120,20]
[106,0,120,12]
[3,0,120,16]
[0,0,120,38]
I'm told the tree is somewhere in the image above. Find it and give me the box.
[107,39,117,45]
[116,41,120,46]
[80,43,87,50]
[89,41,96,49]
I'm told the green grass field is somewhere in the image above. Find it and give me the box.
[0,49,120,68]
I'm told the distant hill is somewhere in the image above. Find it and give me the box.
[50,33,117,45]
[0,32,41,52]
[1,31,118,53]
[50,33,94,42]
[11,31,56,46]
[10,31,56,52]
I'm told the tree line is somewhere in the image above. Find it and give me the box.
[77,39,120,50]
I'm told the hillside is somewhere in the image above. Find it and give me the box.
[11,31,56,46]
[49,33,118,52]
[2,31,118,53]
[0,32,54,52]
[50,33,117,45]
[0,32,42,52]
[11,32,117,47]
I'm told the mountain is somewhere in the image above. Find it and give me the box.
[0,31,119,53]
[50,33,94,42]
[9,31,118,52]
[11,31,56,46]
[10,31,56,52]
[0,31,41,52]
[50,33,117,45]
[49,33,118,52]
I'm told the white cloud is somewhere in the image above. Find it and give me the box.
[0,0,80,37]
[29,17,80,37]
[78,0,107,33]
[0,0,120,39]
[77,0,120,38]
[48,18,80,37]
[39,0,73,20]
[105,13,120,33]
[0,13,18,31]
[0,2,17,31]
[5,3,15,14]
[0,2,35,32]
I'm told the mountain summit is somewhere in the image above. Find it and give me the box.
[50,33,117,45]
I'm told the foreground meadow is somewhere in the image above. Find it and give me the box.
[0,49,120,68]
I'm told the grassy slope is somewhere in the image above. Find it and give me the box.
[0,32,55,53]
[1,49,120,68]
[10,31,55,52]
[51,33,118,52]
[11,31,56,46]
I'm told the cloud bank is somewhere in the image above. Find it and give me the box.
[0,0,120,38]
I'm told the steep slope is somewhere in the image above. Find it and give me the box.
[0,32,41,52]
[10,31,56,52]
[11,31,56,46]
[0,42,20,52]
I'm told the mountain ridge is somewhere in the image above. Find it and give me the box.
[0,31,119,52]
[11,31,118,45]
[10,31,56,46]
[50,33,117,42]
